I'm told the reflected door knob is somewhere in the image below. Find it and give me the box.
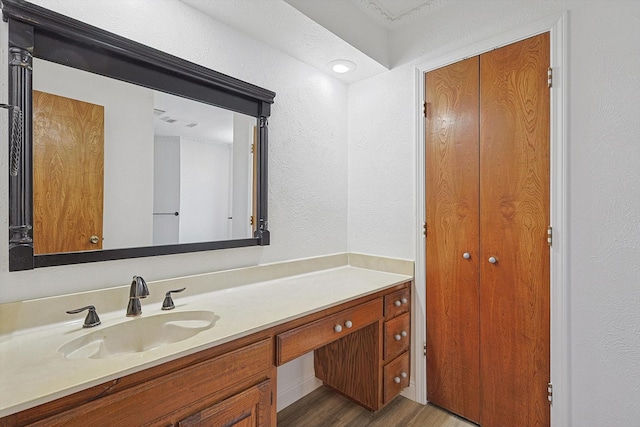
[488,256,497,264]
[463,252,471,259]
[394,376,401,384]
[89,235,100,244]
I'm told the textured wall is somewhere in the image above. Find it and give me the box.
[567,2,640,425]
[0,0,348,302]
[348,0,640,425]
[347,66,415,260]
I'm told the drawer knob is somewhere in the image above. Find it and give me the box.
[394,334,402,341]
[394,376,401,384]
[344,320,353,329]
[394,300,401,307]
[401,297,408,305]
[401,330,408,337]
[401,371,407,378]
[334,324,343,333]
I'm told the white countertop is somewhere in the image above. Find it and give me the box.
[0,265,411,417]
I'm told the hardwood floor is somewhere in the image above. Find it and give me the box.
[277,386,477,427]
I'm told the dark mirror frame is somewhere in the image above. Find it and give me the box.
[3,0,275,271]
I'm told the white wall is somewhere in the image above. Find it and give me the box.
[32,58,155,250]
[179,138,231,243]
[0,0,348,302]
[153,136,181,245]
[348,0,640,425]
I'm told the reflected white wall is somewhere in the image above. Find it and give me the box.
[180,138,231,243]
[153,137,181,245]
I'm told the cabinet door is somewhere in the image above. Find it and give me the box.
[425,56,481,423]
[479,31,550,427]
[177,380,271,427]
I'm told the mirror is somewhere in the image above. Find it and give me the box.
[33,59,257,254]
[3,0,275,270]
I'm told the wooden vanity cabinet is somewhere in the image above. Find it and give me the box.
[382,287,411,405]
[313,283,411,411]
[0,281,412,426]
[1,339,274,427]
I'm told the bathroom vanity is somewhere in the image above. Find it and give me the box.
[0,258,412,426]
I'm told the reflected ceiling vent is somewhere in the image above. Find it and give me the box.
[154,105,199,128]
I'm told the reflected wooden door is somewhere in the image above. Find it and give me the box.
[33,90,104,254]
[425,56,481,423]
[479,32,550,427]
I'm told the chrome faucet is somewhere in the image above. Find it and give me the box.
[126,275,149,317]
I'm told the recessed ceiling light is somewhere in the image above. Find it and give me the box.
[328,59,357,74]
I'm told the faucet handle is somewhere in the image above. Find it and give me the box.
[66,305,101,328]
[130,275,149,298]
[162,287,186,310]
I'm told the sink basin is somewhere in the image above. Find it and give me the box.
[59,310,217,360]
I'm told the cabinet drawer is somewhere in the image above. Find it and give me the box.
[384,287,410,319]
[384,312,410,361]
[277,298,383,365]
[383,352,410,404]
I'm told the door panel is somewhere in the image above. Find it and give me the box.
[479,32,550,427]
[425,56,480,423]
[33,90,104,254]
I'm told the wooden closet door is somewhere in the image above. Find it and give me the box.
[425,56,480,423]
[479,32,550,427]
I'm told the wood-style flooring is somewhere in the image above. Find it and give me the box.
[277,386,477,427]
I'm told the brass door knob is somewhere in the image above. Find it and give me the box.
[89,235,100,244]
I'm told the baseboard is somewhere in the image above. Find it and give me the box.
[277,375,323,412]
[401,378,417,402]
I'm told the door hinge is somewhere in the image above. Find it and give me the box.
[423,342,427,357]
[423,223,427,237]
[547,382,553,404]
[250,215,255,226]
[547,226,553,247]
[548,67,553,88]
[423,102,428,118]
[251,143,255,154]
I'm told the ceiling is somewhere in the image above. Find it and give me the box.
[153,90,236,144]
[180,0,457,84]
[352,0,453,30]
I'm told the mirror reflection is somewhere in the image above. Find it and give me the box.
[32,58,256,255]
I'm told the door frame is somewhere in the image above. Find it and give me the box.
[413,12,569,427]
